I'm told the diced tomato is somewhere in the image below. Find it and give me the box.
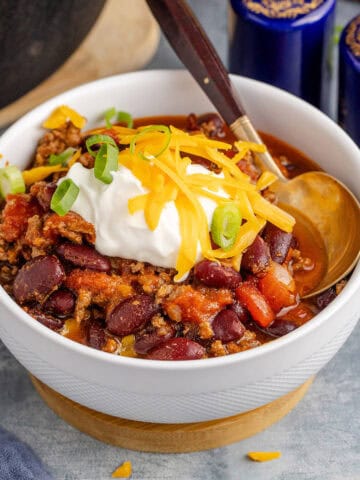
[164,285,233,324]
[224,149,236,159]
[236,282,275,328]
[280,302,315,327]
[0,194,39,242]
[258,261,296,313]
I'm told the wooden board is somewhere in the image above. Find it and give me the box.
[0,0,160,128]
[31,376,314,453]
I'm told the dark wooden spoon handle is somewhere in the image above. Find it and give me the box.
[146,0,286,179]
[146,0,246,125]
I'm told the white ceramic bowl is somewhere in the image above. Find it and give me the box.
[0,70,359,423]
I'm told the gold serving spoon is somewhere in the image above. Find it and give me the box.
[146,0,360,297]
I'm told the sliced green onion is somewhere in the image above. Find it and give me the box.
[211,204,242,250]
[48,147,76,166]
[103,108,133,129]
[0,166,26,198]
[50,178,80,216]
[104,107,117,128]
[130,125,171,160]
[94,143,119,184]
[86,134,117,157]
[117,111,133,128]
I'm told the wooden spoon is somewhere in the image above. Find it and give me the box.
[146,0,360,297]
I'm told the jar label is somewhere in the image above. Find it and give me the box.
[242,0,326,19]
[345,15,360,59]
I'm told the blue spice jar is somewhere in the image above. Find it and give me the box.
[228,0,336,114]
[339,15,360,147]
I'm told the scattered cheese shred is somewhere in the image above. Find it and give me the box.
[112,460,132,478]
[234,191,256,221]
[207,218,266,260]
[128,193,148,215]
[67,149,81,168]
[43,105,86,129]
[247,191,295,233]
[121,335,136,357]
[256,171,278,191]
[176,194,199,280]
[234,140,267,154]
[22,165,67,185]
[232,252,242,272]
[247,451,281,462]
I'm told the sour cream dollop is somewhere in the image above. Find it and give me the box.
[63,163,226,271]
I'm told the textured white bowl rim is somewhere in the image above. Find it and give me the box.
[0,69,359,374]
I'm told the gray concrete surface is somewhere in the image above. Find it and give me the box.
[0,1,359,479]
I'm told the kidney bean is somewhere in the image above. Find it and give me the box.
[194,260,241,289]
[134,327,175,355]
[196,113,225,138]
[56,243,111,272]
[106,294,159,336]
[185,113,198,131]
[242,236,271,275]
[13,255,65,304]
[43,289,75,317]
[260,320,297,338]
[30,309,65,331]
[212,309,245,343]
[147,338,205,360]
[229,301,250,325]
[87,321,106,350]
[263,223,293,264]
[315,287,337,310]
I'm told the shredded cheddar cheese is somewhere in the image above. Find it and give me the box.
[43,105,86,129]
[88,121,295,280]
[247,451,281,462]
[22,164,67,185]
[67,149,81,168]
[256,171,278,191]
[121,335,136,357]
[112,460,132,478]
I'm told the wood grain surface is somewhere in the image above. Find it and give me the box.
[31,376,314,453]
[0,0,159,128]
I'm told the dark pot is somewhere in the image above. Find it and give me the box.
[0,0,105,109]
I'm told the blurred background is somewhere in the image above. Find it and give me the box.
[147,0,358,121]
[0,0,358,131]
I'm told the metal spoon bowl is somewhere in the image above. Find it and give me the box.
[146,0,360,297]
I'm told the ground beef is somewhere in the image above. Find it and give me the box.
[35,122,82,166]
[78,152,94,169]
[289,248,314,272]
[65,269,133,319]
[43,212,95,245]
[237,151,261,182]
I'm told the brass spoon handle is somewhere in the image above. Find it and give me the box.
[146,0,287,181]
